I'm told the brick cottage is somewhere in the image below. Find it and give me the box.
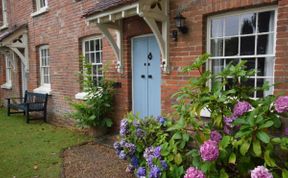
[0,0,287,130]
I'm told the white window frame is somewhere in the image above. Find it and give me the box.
[206,6,277,98]
[1,54,13,89]
[75,36,103,100]
[31,0,48,17]
[39,45,50,86]
[82,36,103,86]
[0,0,8,30]
[34,45,51,95]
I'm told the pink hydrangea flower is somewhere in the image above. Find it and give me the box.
[200,140,219,161]
[275,96,288,113]
[184,167,205,178]
[251,166,273,178]
[233,101,252,117]
[210,131,222,143]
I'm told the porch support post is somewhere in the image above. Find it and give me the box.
[96,20,123,73]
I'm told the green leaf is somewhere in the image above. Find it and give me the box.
[174,153,182,165]
[172,132,182,140]
[240,139,251,156]
[282,169,288,178]
[253,139,262,157]
[220,136,231,149]
[271,137,281,144]
[259,121,274,129]
[256,131,270,144]
[264,150,277,167]
[220,169,229,178]
[229,152,236,164]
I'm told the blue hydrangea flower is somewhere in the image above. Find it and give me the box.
[124,142,136,156]
[131,156,139,168]
[149,165,161,178]
[161,160,168,170]
[119,150,127,160]
[113,142,121,150]
[120,119,129,136]
[154,146,161,158]
[136,128,145,137]
[137,167,146,177]
[156,116,166,125]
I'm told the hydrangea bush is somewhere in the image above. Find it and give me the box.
[115,54,288,178]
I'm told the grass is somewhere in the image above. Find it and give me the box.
[0,108,92,178]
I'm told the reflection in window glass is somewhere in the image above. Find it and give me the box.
[225,16,239,36]
[240,36,255,55]
[241,13,256,34]
[211,39,223,56]
[211,19,223,38]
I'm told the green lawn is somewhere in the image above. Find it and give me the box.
[0,109,92,178]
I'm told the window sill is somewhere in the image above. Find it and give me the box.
[33,85,52,95]
[0,24,8,31]
[75,92,88,100]
[1,82,12,90]
[31,7,49,17]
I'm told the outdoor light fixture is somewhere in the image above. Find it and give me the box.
[172,12,188,41]
[175,13,188,34]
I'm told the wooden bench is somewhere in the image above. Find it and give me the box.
[6,91,48,123]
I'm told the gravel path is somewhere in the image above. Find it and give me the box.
[61,142,134,178]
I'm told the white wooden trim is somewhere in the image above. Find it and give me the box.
[86,0,170,73]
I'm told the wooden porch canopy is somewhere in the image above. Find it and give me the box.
[84,0,169,73]
[0,24,29,73]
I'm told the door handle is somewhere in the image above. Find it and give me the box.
[148,75,152,79]
[141,75,146,79]
[148,52,153,60]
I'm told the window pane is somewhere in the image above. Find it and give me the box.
[242,78,255,97]
[226,58,239,66]
[258,11,275,33]
[225,16,239,36]
[85,41,89,52]
[211,39,223,56]
[211,19,223,38]
[256,79,264,98]
[212,59,224,74]
[257,34,274,55]
[92,65,97,76]
[90,40,95,51]
[90,53,95,63]
[240,36,255,55]
[96,40,100,51]
[257,57,274,77]
[96,52,101,63]
[225,37,238,56]
[242,58,255,71]
[98,65,103,75]
[240,13,256,34]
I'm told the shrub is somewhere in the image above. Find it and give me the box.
[115,54,288,178]
[69,59,114,128]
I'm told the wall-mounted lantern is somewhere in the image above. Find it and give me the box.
[172,12,188,41]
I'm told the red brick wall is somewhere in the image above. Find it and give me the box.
[1,0,288,130]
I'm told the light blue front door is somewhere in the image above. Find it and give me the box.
[132,35,161,118]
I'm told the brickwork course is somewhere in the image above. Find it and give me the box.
[0,0,287,130]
